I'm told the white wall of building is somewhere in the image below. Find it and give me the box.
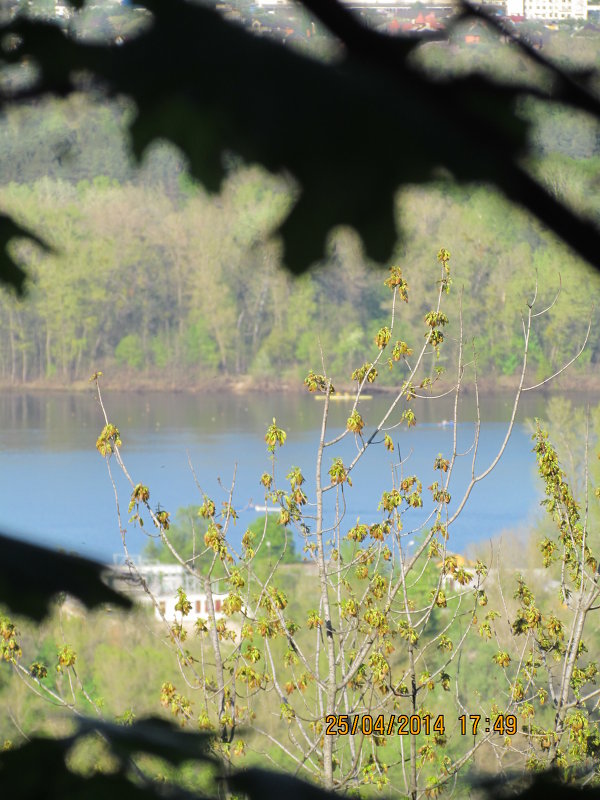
[506,0,524,14]
[254,0,588,16]
[155,591,230,623]
[523,0,587,18]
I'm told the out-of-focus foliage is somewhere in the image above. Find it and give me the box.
[1,2,600,798]
[144,511,297,581]
[0,0,599,292]
[0,531,131,621]
[0,167,598,387]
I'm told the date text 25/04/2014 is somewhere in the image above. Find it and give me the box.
[324,714,518,737]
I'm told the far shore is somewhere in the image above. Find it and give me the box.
[0,370,597,396]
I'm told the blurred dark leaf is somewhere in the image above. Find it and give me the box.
[79,716,215,767]
[0,736,75,796]
[0,727,593,800]
[0,733,209,800]
[477,769,599,800]
[0,6,599,799]
[0,214,52,295]
[231,767,338,800]
[0,532,132,621]
[65,0,85,8]
[0,0,599,278]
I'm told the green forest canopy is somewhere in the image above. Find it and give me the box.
[0,0,599,295]
[0,152,597,387]
[145,511,297,574]
[0,5,598,386]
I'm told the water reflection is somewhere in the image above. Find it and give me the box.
[0,389,588,562]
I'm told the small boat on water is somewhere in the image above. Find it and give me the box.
[314,394,372,401]
[439,419,455,427]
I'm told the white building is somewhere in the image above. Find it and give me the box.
[254,0,440,6]
[108,558,230,624]
[253,0,588,19]
[155,590,230,624]
[506,0,587,17]
[528,0,587,17]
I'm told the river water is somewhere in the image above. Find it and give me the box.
[0,389,583,563]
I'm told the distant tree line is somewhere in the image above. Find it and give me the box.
[0,139,597,386]
[0,21,599,388]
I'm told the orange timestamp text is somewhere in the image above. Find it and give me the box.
[325,714,446,737]
[325,714,518,737]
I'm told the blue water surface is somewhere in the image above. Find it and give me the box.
[0,391,550,562]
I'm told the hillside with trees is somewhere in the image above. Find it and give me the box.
[0,9,599,390]
[0,134,598,388]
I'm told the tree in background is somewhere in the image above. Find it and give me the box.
[463,402,600,782]
[88,251,593,795]
[0,173,597,386]
[144,509,296,581]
